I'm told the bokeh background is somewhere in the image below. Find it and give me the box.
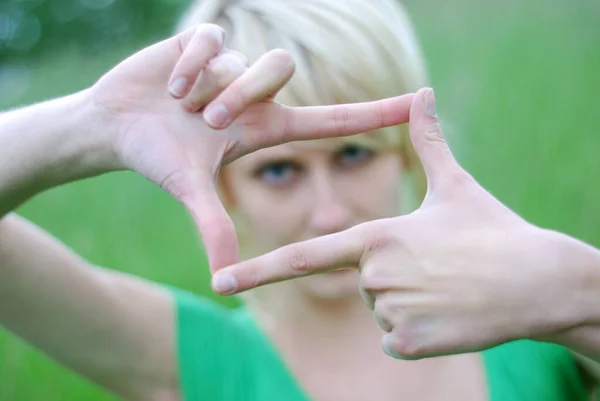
[1,0,599,400]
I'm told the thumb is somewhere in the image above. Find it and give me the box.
[179,179,239,274]
[409,88,462,193]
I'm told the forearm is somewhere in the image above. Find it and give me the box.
[0,91,119,217]
[0,214,176,399]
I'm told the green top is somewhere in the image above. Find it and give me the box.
[171,287,589,401]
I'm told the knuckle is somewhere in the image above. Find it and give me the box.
[227,50,249,66]
[183,87,213,111]
[360,264,382,291]
[355,221,391,254]
[387,328,425,360]
[209,55,246,88]
[372,296,392,319]
[375,314,393,333]
[333,105,350,134]
[375,101,385,129]
[279,105,294,140]
[183,98,203,112]
[286,248,312,273]
[423,123,445,143]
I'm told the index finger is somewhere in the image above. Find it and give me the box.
[276,93,414,142]
[211,226,366,295]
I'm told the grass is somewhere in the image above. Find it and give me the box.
[0,0,599,399]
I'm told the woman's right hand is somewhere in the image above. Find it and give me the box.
[87,23,415,272]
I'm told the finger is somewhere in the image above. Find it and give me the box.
[359,287,376,311]
[382,330,434,360]
[409,88,464,193]
[183,51,248,112]
[211,226,366,295]
[375,315,394,333]
[180,178,239,273]
[203,48,295,128]
[222,49,249,67]
[168,24,226,99]
[382,332,406,360]
[245,93,414,151]
[371,292,396,332]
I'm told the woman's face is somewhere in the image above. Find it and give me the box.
[221,138,403,300]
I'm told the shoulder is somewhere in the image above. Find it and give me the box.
[165,285,254,344]
[164,286,271,401]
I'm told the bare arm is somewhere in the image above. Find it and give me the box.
[0,91,115,218]
[0,22,414,401]
[0,91,178,398]
[0,214,178,400]
[0,70,177,401]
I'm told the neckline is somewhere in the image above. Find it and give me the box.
[233,306,494,401]
[232,307,313,400]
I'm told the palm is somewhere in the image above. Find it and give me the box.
[118,99,287,197]
[90,24,414,273]
[93,32,284,189]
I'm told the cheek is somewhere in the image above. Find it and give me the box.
[339,156,402,218]
[234,184,311,252]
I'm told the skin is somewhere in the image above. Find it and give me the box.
[0,23,414,270]
[0,24,417,401]
[1,19,598,401]
[221,139,402,299]
[219,138,494,401]
[214,89,600,372]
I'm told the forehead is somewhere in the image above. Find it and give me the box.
[237,138,344,166]
[233,129,396,168]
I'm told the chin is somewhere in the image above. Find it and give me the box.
[298,268,360,301]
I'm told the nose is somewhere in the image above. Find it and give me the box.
[308,171,352,236]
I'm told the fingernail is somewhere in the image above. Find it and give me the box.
[169,76,188,98]
[424,88,437,118]
[213,273,237,295]
[207,24,226,42]
[204,104,229,127]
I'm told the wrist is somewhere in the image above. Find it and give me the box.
[44,89,124,183]
[0,90,122,215]
[532,229,600,345]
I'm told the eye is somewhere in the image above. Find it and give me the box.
[335,144,375,168]
[254,161,300,187]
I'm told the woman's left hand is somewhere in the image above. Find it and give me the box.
[212,88,599,359]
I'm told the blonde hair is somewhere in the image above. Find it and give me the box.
[177,0,429,202]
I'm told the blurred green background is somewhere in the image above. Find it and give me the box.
[1,0,599,400]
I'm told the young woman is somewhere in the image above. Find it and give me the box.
[0,10,411,401]
[0,1,597,401]
[173,2,598,401]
